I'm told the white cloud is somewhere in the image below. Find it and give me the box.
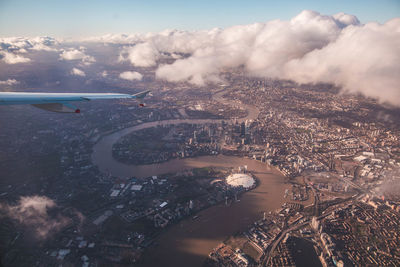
[0,196,71,239]
[2,10,398,105]
[60,49,85,60]
[83,33,143,44]
[283,18,400,105]
[59,48,95,64]
[0,36,58,64]
[333,12,360,27]
[136,10,399,105]
[119,42,159,67]
[0,36,58,52]
[29,37,59,51]
[70,67,86,76]
[155,10,361,85]
[119,71,143,81]
[0,51,31,64]
[0,79,19,86]
[101,70,108,77]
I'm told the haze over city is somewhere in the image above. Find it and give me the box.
[0,0,400,266]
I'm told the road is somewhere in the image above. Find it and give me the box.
[261,220,310,266]
[260,183,362,266]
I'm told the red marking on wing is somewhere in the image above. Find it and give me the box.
[75,109,81,113]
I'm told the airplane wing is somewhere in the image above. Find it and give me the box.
[0,90,151,113]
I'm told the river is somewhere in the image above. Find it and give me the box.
[91,91,290,266]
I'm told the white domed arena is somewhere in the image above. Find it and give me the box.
[226,173,255,189]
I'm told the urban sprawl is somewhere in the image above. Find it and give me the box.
[1,71,399,266]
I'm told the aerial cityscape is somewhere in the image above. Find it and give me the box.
[0,1,399,266]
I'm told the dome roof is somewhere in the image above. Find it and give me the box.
[226,173,255,188]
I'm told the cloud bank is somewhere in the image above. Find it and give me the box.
[283,17,400,104]
[0,36,58,52]
[0,51,31,64]
[0,196,70,239]
[1,11,398,105]
[0,79,19,86]
[119,71,143,81]
[0,36,58,64]
[101,10,399,105]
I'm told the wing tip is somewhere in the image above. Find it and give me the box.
[132,90,151,99]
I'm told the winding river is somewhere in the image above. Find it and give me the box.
[91,91,290,266]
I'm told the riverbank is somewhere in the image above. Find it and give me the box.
[135,157,289,267]
[89,90,289,266]
[92,145,290,266]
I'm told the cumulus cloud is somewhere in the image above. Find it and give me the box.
[59,48,95,64]
[70,67,86,76]
[0,36,58,52]
[283,18,400,104]
[109,10,399,105]
[154,10,361,84]
[0,196,71,239]
[0,51,31,64]
[0,79,19,86]
[119,71,143,81]
[84,33,143,44]
[0,36,58,64]
[60,49,86,60]
[3,11,395,105]
[119,42,159,67]
[333,12,360,27]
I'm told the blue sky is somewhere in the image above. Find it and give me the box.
[0,0,399,37]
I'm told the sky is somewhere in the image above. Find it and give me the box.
[0,1,399,105]
[0,0,399,37]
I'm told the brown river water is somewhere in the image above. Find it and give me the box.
[91,92,290,266]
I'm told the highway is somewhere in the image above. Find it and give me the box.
[260,181,363,266]
[261,220,310,266]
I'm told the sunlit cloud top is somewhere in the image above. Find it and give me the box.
[0,5,399,106]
